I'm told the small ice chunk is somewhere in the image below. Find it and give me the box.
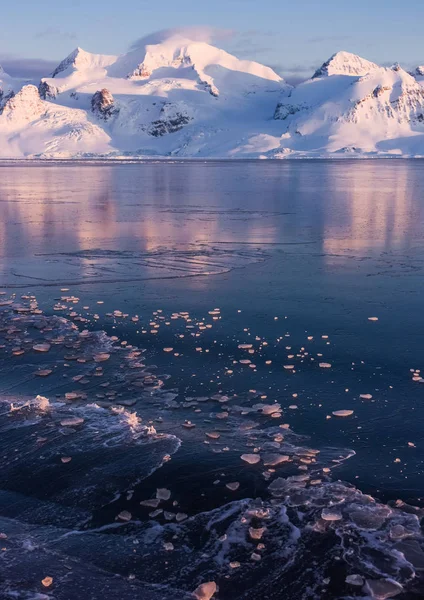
[262,454,290,466]
[193,581,217,600]
[345,574,364,586]
[42,577,53,587]
[365,579,403,599]
[163,542,174,551]
[94,353,110,362]
[140,499,160,508]
[249,527,265,540]
[332,410,353,417]
[117,510,132,522]
[241,454,261,464]
[360,394,373,400]
[156,488,171,501]
[206,432,221,440]
[175,512,188,522]
[226,482,240,491]
[33,343,51,352]
[319,363,332,368]
[321,508,343,521]
[60,417,84,427]
[35,369,52,377]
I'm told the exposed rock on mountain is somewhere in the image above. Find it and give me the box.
[0,65,16,109]
[91,88,119,120]
[148,102,192,136]
[38,80,59,100]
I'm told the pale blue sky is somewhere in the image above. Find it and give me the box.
[1,0,424,82]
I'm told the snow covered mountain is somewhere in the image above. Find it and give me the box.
[272,52,424,157]
[1,39,424,159]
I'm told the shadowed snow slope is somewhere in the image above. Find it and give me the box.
[1,39,424,158]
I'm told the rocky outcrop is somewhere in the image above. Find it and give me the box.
[91,89,119,121]
[274,102,303,120]
[38,80,59,100]
[0,89,14,112]
[148,102,192,136]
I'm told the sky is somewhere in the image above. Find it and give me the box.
[1,0,424,83]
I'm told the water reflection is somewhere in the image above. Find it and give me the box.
[322,161,423,255]
[0,161,423,285]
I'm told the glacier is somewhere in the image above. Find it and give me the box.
[1,35,424,159]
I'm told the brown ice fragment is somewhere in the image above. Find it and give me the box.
[332,410,353,417]
[241,454,261,464]
[193,581,217,600]
[35,369,52,377]
[33,343,51,352]
[206,432,221,440]
[41,576,53,587]
[94,353,110,362]
[249,527,265,540]
[321,508,343,521]
[262,454,290,466]
[60,417,84,427]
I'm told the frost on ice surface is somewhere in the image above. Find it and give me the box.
[1,298,424,598]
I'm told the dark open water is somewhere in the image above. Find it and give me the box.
[0,160,424,599]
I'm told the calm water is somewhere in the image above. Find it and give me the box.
[1,160,424,599]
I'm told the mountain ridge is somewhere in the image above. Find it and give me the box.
[1,36,424,158]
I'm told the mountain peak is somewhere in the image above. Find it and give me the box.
[52,47,117,78]
[107,34,283,98]
[312,51,379,78]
